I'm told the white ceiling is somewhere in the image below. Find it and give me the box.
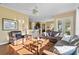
[0,3,79,22]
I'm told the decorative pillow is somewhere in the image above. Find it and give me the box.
[58,33,63,37]
[69,35,79,43]
[61,35,72,42]
[70,39,79,46]
[16,34,22,39]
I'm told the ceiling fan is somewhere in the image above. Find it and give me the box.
[24,5,39,16]
[32,6,39,14]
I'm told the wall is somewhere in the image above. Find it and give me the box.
[45,11,75,35]
[0,6,29,45]
[28,21,43,34]
[54,11,75,18]
[75,8,79,35]
[54,11,75,35]
[45,21,55,31]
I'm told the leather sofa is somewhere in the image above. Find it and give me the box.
[42,31,62,43]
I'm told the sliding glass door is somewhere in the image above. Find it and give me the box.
[64,19,71,35]
[57,16,74,35]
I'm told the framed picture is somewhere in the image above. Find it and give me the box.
[2,18,18,31]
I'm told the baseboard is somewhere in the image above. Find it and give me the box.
[0,41,9,45]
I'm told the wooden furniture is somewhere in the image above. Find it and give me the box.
[9,38,50,55]
[43,50,57,55]
[8,31,25,45]
[9,44,33,55]
[29,39,49,54]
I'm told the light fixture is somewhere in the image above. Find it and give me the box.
[32,6,39,16]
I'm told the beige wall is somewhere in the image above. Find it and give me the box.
[54,11,75,34]
[45,21,55,31]
[45,11,75,35]
[54,11,75,18]
[30,11,75,35]
[0,6,29,44]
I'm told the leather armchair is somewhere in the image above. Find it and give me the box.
[42,31,62,43]
[8,31,24,45]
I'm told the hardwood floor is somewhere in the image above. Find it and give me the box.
[0,44,9,55]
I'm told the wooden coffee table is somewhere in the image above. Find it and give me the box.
[29,39,49,54]
[9,38,50,55]
[9,44,33,55]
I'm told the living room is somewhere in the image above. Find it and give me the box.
[0,3,79,55]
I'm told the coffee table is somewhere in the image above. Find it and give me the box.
[9,38,50,55]
[26,39,49,54]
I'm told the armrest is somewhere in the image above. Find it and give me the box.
[43,50,58,55]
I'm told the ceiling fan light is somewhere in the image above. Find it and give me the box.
[33,9,38,14]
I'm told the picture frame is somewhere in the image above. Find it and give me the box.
[2,18,18,31]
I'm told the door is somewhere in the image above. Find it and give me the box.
[57,16,74,35]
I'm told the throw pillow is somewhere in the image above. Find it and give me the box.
[69,35,79,43]
[70,39,79,46]
[61,35,72,42]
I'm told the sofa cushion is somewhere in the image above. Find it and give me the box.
[55,40,70,46]
[71,39,79,46]
[69,35,79,43]
[50,31,59,37]
[54,46,77,55]
[49,47,60,54]
[61,35,72,42]
[16,34,22,39]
